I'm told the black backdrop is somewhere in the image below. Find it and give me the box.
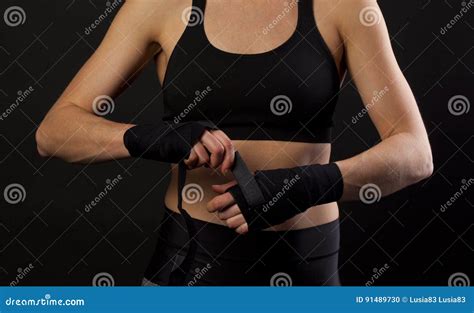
[0,0,472,286]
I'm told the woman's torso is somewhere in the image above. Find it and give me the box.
[153,0,346,230]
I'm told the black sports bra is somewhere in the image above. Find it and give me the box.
[162,0,340,143]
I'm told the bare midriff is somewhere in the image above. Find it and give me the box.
[164,140,339,231]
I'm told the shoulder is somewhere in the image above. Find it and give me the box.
[326,0,379,17]
[327,0,383,38]
[312,1,380,31]
[118,0,192,38]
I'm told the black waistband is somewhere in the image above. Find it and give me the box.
[160,207,340,262]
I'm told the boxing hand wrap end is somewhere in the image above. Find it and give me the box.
[123,121,217,163]
[228,162,344,232]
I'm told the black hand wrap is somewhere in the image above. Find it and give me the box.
[227,163,344,231]
[123,121,217,163]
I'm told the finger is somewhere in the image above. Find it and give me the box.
[236,223,249,234]
[226,214,246,229]
[217,204,241,220]
[184,149,198,169]
[211,130,235,174]
[207,192,235,213]
[200,131,225,169]
[193,142,210,168]
[211,181,237,194]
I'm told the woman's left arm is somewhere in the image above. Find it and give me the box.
[335,0,433,199]
[208,0,433,233]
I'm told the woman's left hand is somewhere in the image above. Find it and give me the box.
[207,181,249,234]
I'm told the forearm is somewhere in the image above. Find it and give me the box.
[336,132,433,201]
[223,131,432,231]
[36,104,133,163]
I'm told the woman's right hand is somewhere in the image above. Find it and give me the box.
[185,129,235,175]
[123,122,236,175]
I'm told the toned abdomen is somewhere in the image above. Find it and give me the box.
[164,140,339,230]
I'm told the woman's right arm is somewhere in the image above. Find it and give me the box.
[36,0,163,163]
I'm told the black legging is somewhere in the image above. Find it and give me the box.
[143,208,341,286]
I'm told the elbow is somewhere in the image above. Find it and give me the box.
[408,145,434,183]
[35,119,73,162]
[35,123,50,158]
[415,154,434,181]
[35,106,86,163]
[35,124,78,163]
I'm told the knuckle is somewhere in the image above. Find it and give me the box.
[201,157,210,166]
[214,197,224,209]
[224,142,233,151]
[206,204,213,212]
[207,201,216,212]
[215,146,225,156]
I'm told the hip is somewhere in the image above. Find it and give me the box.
[144,208,341,286]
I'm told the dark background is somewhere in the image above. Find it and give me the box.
[0,0,472,286]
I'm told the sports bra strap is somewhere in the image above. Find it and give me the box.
[297,0,317,33]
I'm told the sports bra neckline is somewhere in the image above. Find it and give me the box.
[163,0,340,88]
[197,0,304,57]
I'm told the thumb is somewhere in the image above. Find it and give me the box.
[184,149,197,168]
